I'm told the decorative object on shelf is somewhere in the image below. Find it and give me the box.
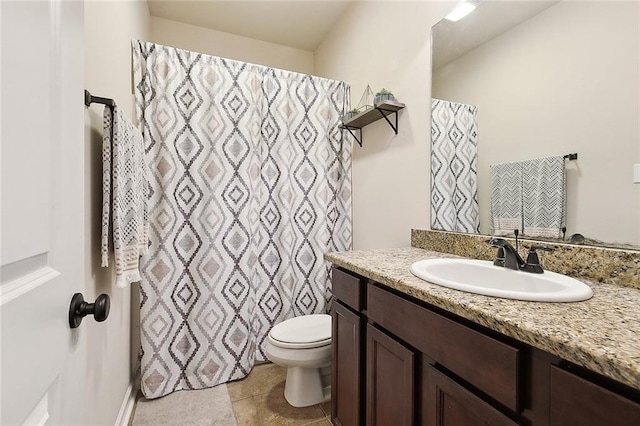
[357,85,375,111]
[342,108,361,122]
[374,88,396,106]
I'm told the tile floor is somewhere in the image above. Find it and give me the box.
[228,363,331,426]
[130,363,332,426]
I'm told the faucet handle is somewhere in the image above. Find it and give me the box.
[525,245,555,266]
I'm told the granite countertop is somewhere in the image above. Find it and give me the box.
[325,247,640,391]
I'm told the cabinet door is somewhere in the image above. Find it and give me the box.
[426,365,519,426]
[368,284,520,412]
[550,366,640,426]
[366,324,415,426]
[332,301,363,426]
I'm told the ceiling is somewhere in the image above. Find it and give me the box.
[147,0,354,51]
[432,1,559,70]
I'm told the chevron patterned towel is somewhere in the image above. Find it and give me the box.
[522,156,566,238]
[490,162,523,236]
[101,106,149,288]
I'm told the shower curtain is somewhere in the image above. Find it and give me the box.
[431,98,480,233]
[133,41,352,398]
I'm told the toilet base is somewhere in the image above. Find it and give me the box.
[283,366,331,407]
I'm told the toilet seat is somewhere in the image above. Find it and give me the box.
[268,314,331,349]
[265,313,333,407]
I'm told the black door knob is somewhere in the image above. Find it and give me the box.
[69,293,110,328]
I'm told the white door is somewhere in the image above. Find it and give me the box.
[1,1,85,424]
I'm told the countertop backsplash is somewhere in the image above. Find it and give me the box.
[411,229,640,290]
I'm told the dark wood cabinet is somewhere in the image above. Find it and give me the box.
[366,324,415,426]
[330,267,640,426]
[332,267,365,311]
[332,301,363,426]
[367,283,521,412]
[331,266,367,426]
[549,366,640,426]
[425,365,518,426]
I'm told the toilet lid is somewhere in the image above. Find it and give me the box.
[268,314,331,349]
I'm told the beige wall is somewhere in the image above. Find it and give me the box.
[315,1,452,249]
[84,1,150,424]
[150,16,314,74]
[433,1,640,245]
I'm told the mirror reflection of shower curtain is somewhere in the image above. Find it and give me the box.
[431,98,480,233]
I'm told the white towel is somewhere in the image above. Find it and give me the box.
[522,156,566,238]
[101,106,149,287]
[490,162,523,236]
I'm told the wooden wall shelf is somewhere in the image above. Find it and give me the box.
[340,100,406,146]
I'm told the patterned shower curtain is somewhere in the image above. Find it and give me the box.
[431,98,480,233]
[133,41,352,399]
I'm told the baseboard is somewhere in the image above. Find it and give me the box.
[114,382,137,426]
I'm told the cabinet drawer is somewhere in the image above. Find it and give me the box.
[332,267,365,311]
[426,365,519,426]
[550,366,640,426]
[368,284,521,412]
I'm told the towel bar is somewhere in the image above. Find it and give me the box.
[84,89,115,107]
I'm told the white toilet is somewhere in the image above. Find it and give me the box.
[265,314,332,407]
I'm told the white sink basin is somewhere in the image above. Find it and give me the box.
[410,258,593,302]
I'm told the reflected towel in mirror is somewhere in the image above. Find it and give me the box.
[490,161,523,236]
[490,156,566,238]
[522,156,566,238]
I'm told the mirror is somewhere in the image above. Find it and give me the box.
[430,0,640,249]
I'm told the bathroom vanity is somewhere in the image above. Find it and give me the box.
[326,248,640,426]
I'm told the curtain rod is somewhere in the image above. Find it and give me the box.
[84,89,115,107]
